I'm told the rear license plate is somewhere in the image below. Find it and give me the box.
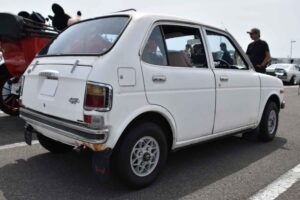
[40,79,58,97]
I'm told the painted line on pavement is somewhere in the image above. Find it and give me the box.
[0,140,39,151]
[0,111,3,114]
[249,163,300,200]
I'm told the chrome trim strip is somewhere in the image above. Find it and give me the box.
[32,60,39,72]
[71,60,80,73]
[20,107,109,144]
[21,115,108,144]
[20,107,103,135]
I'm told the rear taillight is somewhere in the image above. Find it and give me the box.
[84,115,105,129]
[84,82,112,111]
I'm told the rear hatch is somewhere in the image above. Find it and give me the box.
[21,15,130,122]
[22,60,91,122]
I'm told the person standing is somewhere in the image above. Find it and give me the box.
[246,28,271,73]
[220,42,233,65]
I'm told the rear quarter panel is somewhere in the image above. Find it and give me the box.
[85,16,178,149]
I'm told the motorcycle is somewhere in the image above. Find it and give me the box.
[0,12,58,115]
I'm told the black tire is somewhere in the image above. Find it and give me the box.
[243,101,279,142]
[257,101,279,142]
[113,121,168,189]
[0,77,20,116]
[37,132,74,154]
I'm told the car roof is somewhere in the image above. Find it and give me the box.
[89,10,226,33]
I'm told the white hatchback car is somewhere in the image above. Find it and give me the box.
[20,11,285,188]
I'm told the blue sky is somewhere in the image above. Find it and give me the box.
[1,0,299,58]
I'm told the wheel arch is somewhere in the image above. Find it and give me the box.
[108,106,177,151]
[258,92,281,124]
[267,94,281,110]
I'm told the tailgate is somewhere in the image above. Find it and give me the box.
[22,63,91,122]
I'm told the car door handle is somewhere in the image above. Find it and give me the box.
[220,76,229,82]
[152,75,166,83]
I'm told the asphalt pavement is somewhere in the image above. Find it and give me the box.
[0,86,299,200]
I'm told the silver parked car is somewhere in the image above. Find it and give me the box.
[266,63,300,85]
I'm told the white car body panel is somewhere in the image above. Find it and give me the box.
[213,69,260,133]
[141,62,216,141]
[20,12,285,151]
[258,73,284,121]
[22,63,92,121]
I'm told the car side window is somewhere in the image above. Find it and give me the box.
[142,26,168,66]
[206,30,249,70]
[161,25,208,68]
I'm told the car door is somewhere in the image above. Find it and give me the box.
[204,28,260,134]
[140,23,216,142]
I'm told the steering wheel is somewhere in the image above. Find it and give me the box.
[214,59,231,68]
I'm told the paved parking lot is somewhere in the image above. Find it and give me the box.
[0,86,299,200]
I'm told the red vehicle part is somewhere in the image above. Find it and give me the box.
[1,37,52,76]
[0,12,58,115]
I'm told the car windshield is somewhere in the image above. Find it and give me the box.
[39,16,129,56]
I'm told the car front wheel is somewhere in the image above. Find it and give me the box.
[113,121,168,189]
[258,101,279,142]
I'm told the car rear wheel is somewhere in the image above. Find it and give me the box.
[113,121,168,189]
[37,133,74,154]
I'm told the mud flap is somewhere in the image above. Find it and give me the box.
[24,124,33,145]
[92,149,112,182]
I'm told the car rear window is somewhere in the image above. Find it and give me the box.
[39,16,129,56]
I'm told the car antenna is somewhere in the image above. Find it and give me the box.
[221,22,229,32]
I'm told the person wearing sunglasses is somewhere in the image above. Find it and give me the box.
[246,28,271,73]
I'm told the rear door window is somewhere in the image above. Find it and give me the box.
[142,26,168,66]
[162,25,208,68]
[142,24,208,68]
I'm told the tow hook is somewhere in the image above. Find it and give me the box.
[24,123,33,145]
[92,149,112,182]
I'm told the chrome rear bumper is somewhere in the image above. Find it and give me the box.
[20,107,109,148]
